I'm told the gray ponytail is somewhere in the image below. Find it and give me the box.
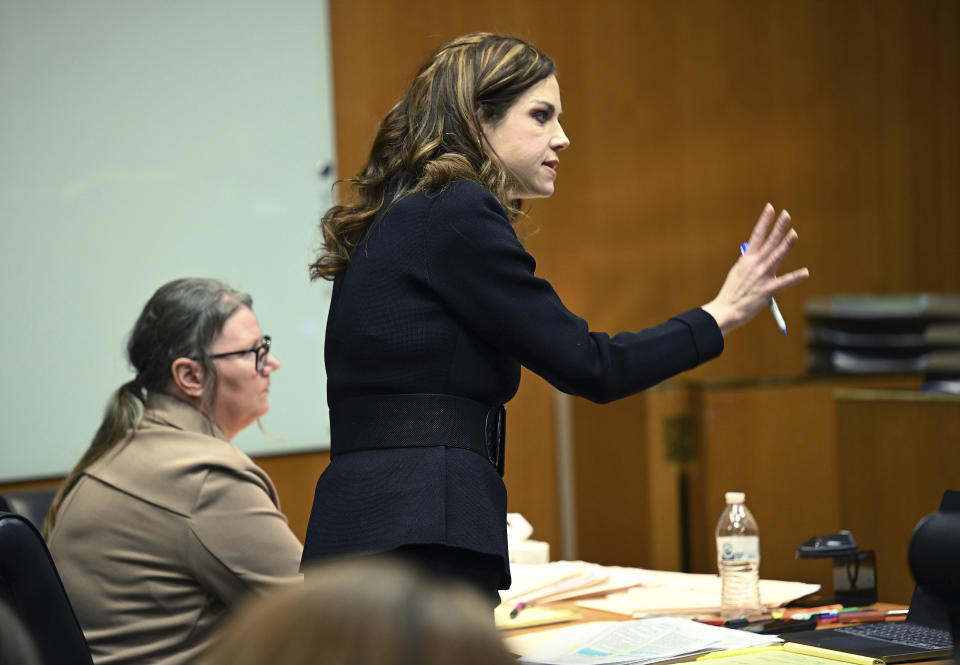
[43,278,251,539]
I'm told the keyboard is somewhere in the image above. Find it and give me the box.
[836,622,953,650]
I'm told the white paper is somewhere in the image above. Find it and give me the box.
[577,571,819,617]
[519,617,780,665]
[503,561,660,605]
[507,512,535,544]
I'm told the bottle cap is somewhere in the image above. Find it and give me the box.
[725,491,745,504]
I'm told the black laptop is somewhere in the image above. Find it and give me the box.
[784,491,957,663]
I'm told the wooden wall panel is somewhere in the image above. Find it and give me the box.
[571,391,651,567]
[835,391,960,605]
[642,385,700,571]
[570,382,699,571]
[324,0,959,567]
[9,1,955,591]
[501,369,560,551]
[255,451,330,543]
[685,375,921,594]
[329,0,959,377]
[0,477,61,494]
[0,450,330,545]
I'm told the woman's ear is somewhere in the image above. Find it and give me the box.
[170,357,205,399]
[475,106,492,142]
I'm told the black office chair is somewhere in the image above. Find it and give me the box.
[0,487,58,531]
[0,511,93,665]
[909,491,960,664]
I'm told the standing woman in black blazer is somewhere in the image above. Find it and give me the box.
[302,32,808,604]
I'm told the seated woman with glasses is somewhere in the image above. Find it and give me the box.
[44,277,303,665]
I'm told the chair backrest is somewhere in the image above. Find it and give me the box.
[0,511,94,665]
[0,487,58,531]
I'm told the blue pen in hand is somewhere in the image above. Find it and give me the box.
[740,242,787,335]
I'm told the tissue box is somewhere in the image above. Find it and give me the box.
[509,539,550,564]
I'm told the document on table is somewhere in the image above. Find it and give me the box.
[513,616,781,665]
[503,561,657,605]
[576,571,819,618]
[687,643,883,665]
[495,603,581,630]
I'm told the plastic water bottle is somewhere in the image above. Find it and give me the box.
[715,491,762,621]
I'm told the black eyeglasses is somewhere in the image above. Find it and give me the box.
[205,335,272,372]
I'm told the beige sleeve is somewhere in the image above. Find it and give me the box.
[184,467,303,605]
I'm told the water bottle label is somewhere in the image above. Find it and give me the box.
[717,536,760,562]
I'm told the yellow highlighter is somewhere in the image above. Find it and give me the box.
[698,646,782,660]
[697,643,882,665]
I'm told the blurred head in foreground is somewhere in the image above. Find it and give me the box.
[200,556,516,665]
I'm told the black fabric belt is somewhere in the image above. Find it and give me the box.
[329,394,506,476]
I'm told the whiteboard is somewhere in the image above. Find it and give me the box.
[0,0,336,480]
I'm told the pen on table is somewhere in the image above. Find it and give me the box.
[739,242,788,335]
[722,615,770,629]
[786,607,853,621]
[818,607,873,622]
[789,606,880,623]
[723,618,750,629]
[774,603,843,620]
[838,609,909,623]
[509,602,527,619]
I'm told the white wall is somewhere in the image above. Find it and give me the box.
[0,0,336,480]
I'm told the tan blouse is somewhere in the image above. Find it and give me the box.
[48,393,303,665]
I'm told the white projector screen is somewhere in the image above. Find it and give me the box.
[0,0,337,480]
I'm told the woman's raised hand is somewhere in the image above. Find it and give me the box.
[701,203,810,335]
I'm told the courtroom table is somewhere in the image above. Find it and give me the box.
[500,601,952,665]
[501,601,909,638]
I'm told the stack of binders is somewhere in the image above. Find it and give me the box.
[804,293,960,392]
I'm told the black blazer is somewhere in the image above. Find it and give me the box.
[302,181,723,586]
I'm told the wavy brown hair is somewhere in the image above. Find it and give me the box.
[309,32,555,281]
[201,556,517,665]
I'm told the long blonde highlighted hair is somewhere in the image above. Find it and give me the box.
[309,32,555,281]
